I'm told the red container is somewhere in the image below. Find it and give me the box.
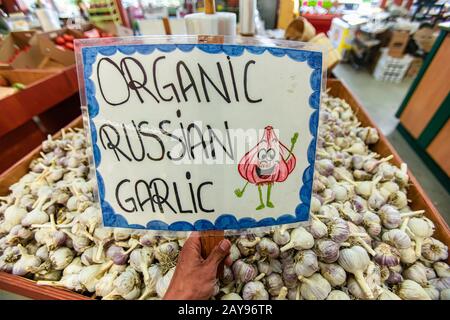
[302,14,338,35]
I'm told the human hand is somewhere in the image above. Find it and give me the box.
[163,232,232,300]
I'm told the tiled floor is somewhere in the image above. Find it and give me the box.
[333,64,450,223]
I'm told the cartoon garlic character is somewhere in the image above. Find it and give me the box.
[235,126,298,210]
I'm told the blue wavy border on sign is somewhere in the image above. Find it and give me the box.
[82,43,322,231]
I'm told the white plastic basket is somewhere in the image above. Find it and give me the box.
[373,48,413,83]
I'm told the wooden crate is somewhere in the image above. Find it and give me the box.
[327,79,449,246]
[0,66,80,175]
[0,79,448,300]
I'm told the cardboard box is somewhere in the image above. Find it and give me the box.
[328,17,364,61]
[0,31,36,68]
[309,33,341,71]
[96,21,133,37]
[388,30,409,58]
[31,28,83,68]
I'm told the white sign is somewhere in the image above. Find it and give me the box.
[78,40,323,231]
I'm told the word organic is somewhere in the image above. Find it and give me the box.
[95,53,264,216]
[96,55,262,106]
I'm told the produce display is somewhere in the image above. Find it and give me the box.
[83,28,113,39]
[0,92,449,300]
[0,75,25,99]
[3,45,31,64]
[54,33,75,51]
[52,29,112,52]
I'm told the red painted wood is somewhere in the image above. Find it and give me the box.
[0,272,91,300]
[0,66,78,137]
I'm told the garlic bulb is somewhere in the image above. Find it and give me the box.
[256,237,279,259]
[298,274,331,300]
[242,281,269,300]
[273,227,290,245]
[294,250,319,277]
[421,238,448,262]
[308,218,328,239]
[407,217,434,257]
[35,245,49,261]
[63,257,83,276]
[319,262,346,287]
[389,190,408,209]
[6,225,33,243]
[221,293,242,300]
[368,188,386,210]
[222,265,234,284]
[423,285,440,300]
[326,290,350,300]
[310,196,321,213]
[229,244,240,262]
[12,245,41,276]
[403,262,428,286]
[382,229,411,250]
[428,277,450,292]
[346,275,366,299]
[78,261,113,292]
[373,243,400,267]
[232,260,257,283]
[434,262,450,278]
[385,270,403,285]
[50,247,74,270]
[362,211,381,237]
[326,218,350,243]
[280,227,314,252]
[21,187,52,227]
[95,271,119,297]
[129,247,154,283]
[139,264,163,300]
[338,246,373,299]
[106,245,129,265]
[0,200,27,233]
[265,273,283,296]
[273,286,288,300]
[104,267,141,300]
[399,247,418,264]
[236,235,260,256]
[318,204,339,218]
[379,205,402,229]
[287,286,301,300]
[81,247,97,266]
[423,266,437,280]
[377,287,401,300]
[396,280,431,300]
[38,274,83,291]
[33,270,62,281]
[270,259,282,274]
[113,228,132,241]
[441,289,450,300]
[282,262,298,288]
[155,267,175,298]
[139,233,159,247]
[314,239,340,264]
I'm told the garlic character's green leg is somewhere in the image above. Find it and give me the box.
[234,182,249,198]
[256,185,265,210]
[266,183,274,208]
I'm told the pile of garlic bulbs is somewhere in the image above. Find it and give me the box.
[0,93,449,300]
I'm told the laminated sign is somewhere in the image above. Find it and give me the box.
[76,37,323,231]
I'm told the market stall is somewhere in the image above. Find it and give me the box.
[0,0,448,301]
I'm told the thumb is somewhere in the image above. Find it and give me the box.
[204,239,231,268]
